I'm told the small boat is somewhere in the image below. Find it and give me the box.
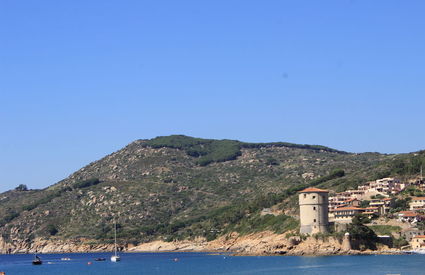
[110,221,121,262]
[32,255,42,265]
[95,258,106,261]
[61,257,71,261]
[111,254,120,262]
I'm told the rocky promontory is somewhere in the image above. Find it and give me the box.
[0,231,400,256]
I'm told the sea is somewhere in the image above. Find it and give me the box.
[0,252,423,275]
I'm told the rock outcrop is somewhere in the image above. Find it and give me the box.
[128,231,396,256]
[0,230,400,256]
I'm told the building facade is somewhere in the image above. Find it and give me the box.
[299,187,329,234]
[410,235,425,249]
[409,197,425,210]
[401,229,425,242]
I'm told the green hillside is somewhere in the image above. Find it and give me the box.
[0,135,423,247]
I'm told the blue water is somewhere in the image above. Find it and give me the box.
[0,252,423,274]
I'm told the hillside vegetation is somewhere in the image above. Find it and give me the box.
[0,135,423,247]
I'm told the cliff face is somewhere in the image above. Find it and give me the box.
[0,135,393,250]
[0,231,396,256]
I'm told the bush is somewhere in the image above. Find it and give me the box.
[347,214,378,250]
[73,178,100,189]
[15,184,28,191]
[369,225,401,236]
[46,224,59,236]
[265,157,279,166]
[393,237,409,248]
[390,198,411,213]
[144,135,346,167]
[360,200,370,208]
[0,211,19,226]
[145,135,243,166]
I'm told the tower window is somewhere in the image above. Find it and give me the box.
[313,207,316,210]
[303,194,306,198]
[312,196,316,199]
[313,219,316,222]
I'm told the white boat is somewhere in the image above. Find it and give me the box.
[110,221,121,262]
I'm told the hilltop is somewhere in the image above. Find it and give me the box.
[0,135,423,253]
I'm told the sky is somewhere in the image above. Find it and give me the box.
[1,0,424,192]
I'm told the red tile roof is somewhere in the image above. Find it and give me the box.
[342,198,357,203]
[412,197,425,200]
[399,211,416,215]
[403,213,417,217]
[398,211,419,217]
[332,206,363,211]
[413,235,425,239]
[299,187,329,193]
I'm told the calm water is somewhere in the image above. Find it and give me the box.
[0,252,423,275]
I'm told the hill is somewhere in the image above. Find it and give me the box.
[0,135,423,251]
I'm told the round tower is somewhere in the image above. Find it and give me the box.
[299,187,329,234]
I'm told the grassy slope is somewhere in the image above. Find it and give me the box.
[0,135,422,245]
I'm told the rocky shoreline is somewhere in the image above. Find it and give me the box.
[0,231,404,256]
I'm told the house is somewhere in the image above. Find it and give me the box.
[331,207,364,223]
[369,198,392,214]
[410,235,425,249]
[330,206,379,223]
[409,197,425,210]
[401,229,425,241]
[361,207,380,218]
[358,178,404,195]
[344,198,361,207]
[397,211,422,224]
[328,197,360,210]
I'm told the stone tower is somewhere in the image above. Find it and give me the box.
[299,187,329,234]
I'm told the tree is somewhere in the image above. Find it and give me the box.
[347,214,378,250]
[265,157,279,166]
[371,194,385,200]
[360,200,370,208]
[15,184,28,191]
[390,198,411,213]
[46,224,58,236]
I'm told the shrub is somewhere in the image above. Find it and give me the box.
[369,225,401,236]
[347,214,378,250]
[73,178,100,189]
[46,224,59,236]
[390,198,411,213]
[144,135,346,167]
[15,184,28,191]
[393,237,409,248]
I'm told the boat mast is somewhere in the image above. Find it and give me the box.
[114,221,117,256]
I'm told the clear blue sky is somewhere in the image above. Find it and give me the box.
[1,0,424,191]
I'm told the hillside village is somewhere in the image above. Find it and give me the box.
[299,172,425,250]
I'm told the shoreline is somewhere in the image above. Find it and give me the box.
[0,249,407,256]
[0,231,409,256]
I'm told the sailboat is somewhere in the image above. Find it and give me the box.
[32,251,42,265]
[110,221,121,262]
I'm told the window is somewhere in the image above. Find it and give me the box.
[312,196,316,199]
[313,219,316,222]
[304,194,307,198]
[313,206,316,210]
